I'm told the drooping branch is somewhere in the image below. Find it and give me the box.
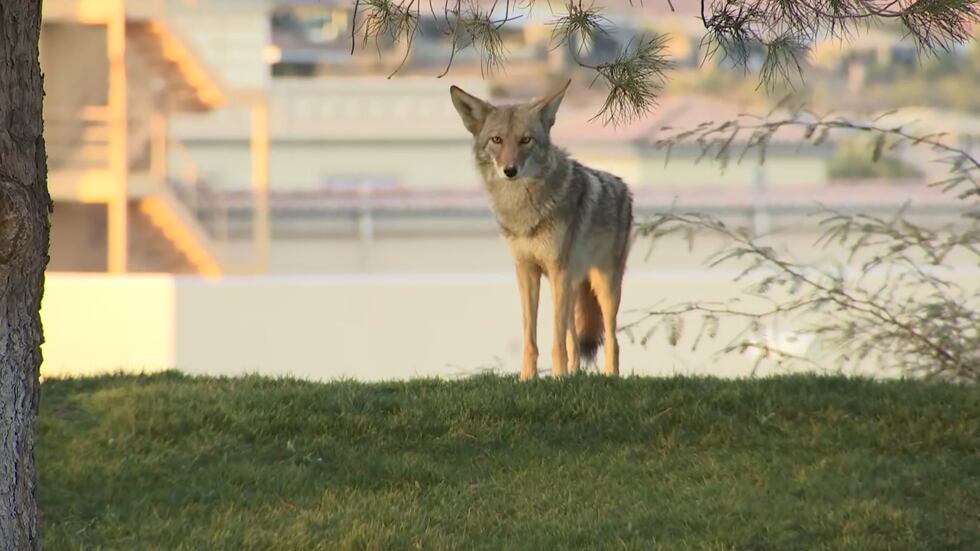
[627,115,980,381]
[652,108,980,196]
[348,0,980,124]
[581,35,674,125]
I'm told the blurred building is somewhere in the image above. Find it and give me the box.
[43,0,236,275]
[42,0,970,276]
[38,0,977,380]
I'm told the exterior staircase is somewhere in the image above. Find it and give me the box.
[129,202,196,273]
[136,186,222,276]
[126,16,226,277]
[43,0,228,276]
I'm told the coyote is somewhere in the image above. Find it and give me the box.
[450,80,633,380]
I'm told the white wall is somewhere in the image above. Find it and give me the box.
[43,221,977,381]
[45,266,965,381]
[42,271,759,381]
[41,275,176,377]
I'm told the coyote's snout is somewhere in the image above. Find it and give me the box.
[450,80,634,380]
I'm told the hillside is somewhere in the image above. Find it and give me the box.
[40,372,980,549]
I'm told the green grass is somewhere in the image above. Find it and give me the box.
[40,372,979,550]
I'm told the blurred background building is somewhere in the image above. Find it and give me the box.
[39,0,978,379]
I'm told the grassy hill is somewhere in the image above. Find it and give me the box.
[39,372,979,550]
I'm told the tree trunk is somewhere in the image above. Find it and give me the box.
[0,0,51,549]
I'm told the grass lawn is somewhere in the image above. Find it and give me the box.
[40,372,979,550]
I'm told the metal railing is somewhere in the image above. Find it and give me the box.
[188,178,970,242]
[166,139,231,242]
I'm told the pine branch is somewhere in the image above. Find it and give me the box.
[632,114,980,381]
[348,0,980,123]
[580,35,673,125]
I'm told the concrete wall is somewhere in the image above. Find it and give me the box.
[42,275,176,376]
[217,230,733,274]
[40,271,751,381]
[43,218,977,380]
[46,262,975,381]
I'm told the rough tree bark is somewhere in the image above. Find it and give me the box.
[0,0,50,549]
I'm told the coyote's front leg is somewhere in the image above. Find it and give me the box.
[516,262,541,381]
[549,266,572,378]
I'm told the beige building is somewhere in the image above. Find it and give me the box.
[37,1,977,382]
[43,0,274,277]
[42,0,954,280]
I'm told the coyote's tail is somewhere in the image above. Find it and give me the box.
[575,282,604,363]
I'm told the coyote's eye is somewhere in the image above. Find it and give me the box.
[490,136,503,144]
[519,136,533,145]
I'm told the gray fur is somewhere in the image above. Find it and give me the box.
[467,120,633,274]
[450,81,634,378]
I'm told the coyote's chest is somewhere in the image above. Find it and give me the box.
[484,178,567,262]
[490,187,546,231]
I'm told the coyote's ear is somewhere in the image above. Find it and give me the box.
[532,79,571,131]
[450,86,493,135]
